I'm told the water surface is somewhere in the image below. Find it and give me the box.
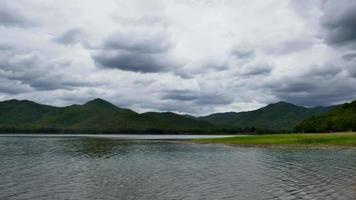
[0,136,355,200]
[0,134,235,140]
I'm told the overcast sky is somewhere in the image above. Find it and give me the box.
[0,0,356,115]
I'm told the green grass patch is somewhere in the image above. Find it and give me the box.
[193,132,356,147]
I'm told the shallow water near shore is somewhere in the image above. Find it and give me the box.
[0,135,355,200]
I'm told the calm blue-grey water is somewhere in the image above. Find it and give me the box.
[0,135,355,200]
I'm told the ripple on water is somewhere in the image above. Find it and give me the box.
[0,137,355,200]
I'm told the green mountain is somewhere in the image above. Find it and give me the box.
[0,99,55,126]
[295,101,356,132]
[198,102,333,130]
[0,99,339,133]
[0,98,214,133]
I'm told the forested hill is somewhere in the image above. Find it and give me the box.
[198,102,334,130]
[295,100,356,132]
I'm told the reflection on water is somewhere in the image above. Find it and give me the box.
[66,138,121,158]
[0,137,355,200]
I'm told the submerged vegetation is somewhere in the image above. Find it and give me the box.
[193,133,356,147]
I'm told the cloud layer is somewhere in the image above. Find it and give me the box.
[0,0,355,115]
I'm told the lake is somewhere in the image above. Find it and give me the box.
[0,135,355,200]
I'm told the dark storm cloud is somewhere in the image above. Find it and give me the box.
[0,3,34,27]
[53,28,83,45]
[268,79,356,106]
[22,74,99,91]
[274,85,356,107]
[0,51,100,91]
[194,94,234,105]
[0,77,31,94]
[238,63,272,76]
[103,32,171,53]
[92,31,174,73]
[270,80,316,93]
[342,52,356,61]
[160,89,197,101]
[231,49,254,60]
[93,50,170,73]
[321,0,356,46]
[265,63,356,106]
[160,89,234,105]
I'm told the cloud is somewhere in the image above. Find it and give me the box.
[53,28,83,45]
[272,78,356,106]
[305,64,343,77]
[342,52,356,61]
[265,37,313,55]
[321,0,356,47]
[0,0,355,115]
[263,62,356,106]
[0,77,32,94]
[237,62,272,76]
[93,50,172,73]
[111,15,170,28]
[0,2,35,27]
[92,29,176,73]
[0,51,100,91]
[345,59,356,77]
[160,88,234,105]
[104,31,171,53]
[0,44,12,51]
[160,89,197,101]
[230,48,255,60]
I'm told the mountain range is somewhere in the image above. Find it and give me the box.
[0,98,345,134]
[0,99,213,133]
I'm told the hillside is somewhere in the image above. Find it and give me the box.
[198,102,333,130]
[295,101,356,132]
[0,98,215,133]
[0,99,55,126]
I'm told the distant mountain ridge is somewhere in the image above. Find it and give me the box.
[198,101,335,130]
[0,98,338,133]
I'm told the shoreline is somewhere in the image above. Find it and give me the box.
[2,132,356,148]
[191,132,356,148]
[0,133,236,140]
[187,142,356,149]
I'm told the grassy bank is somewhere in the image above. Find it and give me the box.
[193,132,356,147]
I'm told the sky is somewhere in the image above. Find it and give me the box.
[0,0,356,116]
